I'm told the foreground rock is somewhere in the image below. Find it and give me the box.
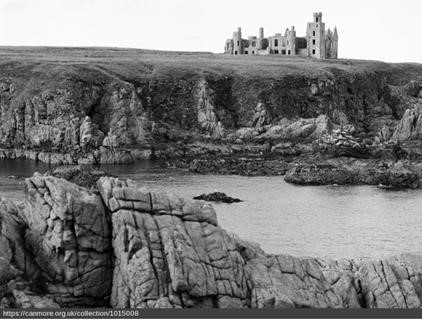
[23,174,112,306]
[1,172,422,308]
[96,176,422,308]
[193,192,243,203]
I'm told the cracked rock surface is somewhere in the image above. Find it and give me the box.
[23,174,112,306]
[1,172,422,308]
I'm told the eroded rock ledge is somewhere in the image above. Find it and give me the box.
[0,172,421,308]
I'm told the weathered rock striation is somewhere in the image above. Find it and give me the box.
[1,172,422,309]
[23,174,112,306]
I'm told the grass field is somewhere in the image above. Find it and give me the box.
[0,46,421,83]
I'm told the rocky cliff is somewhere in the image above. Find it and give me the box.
[1,47,422,165]
[1,168,422,309]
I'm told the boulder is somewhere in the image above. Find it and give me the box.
[193,192,243,203]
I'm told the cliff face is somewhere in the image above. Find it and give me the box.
[0,47,421,164]
[1,169,422,309]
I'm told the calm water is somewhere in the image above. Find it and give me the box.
[1,159,422,259]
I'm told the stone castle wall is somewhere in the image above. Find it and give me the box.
[224,12,338,59]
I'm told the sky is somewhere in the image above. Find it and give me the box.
[0,0,421,63]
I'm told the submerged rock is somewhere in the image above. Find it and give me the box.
[193,192,243,203]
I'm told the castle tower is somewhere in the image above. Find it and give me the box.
[258,27,264,50]
[306,12,326,59]
[287,26,296,55]
[331,27,338,59]
[232,27,243,55]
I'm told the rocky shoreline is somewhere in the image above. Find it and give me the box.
[0,166,421,309]
[1,49,422,188]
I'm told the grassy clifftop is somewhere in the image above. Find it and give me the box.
[1,46,422,84]
[0,46,421,161]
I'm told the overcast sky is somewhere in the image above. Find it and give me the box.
[0,0,421,63]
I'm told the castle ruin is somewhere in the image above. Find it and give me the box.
[224,12,338,59]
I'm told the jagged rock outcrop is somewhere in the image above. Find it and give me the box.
[196,80,224,139]
[94,176,422,308]
[23,174,112,306]
[392,103,422,141]
[0,199,56,308]
[96,176,352,308]
[79,116,104,151]
[1,173,422,308]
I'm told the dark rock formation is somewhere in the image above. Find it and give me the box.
[181,157,289,176]
[193,192,243,203]
[285,159,421,189]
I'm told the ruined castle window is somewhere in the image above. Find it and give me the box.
[274,50,279,54]
[245,51,248,54]
[274,39,279,47]
[282,49,286,55]
[288,50,291,55]
[312,49,316,54]
[252,41,256,47]
[316,17,319,22]
[237,41,240,46]
[313,31,315,36]
[235,51,238,55]
[312,39,316,45]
